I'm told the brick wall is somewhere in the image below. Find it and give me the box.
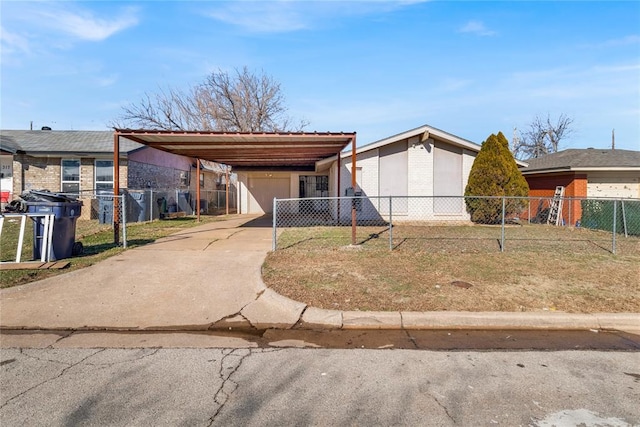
[525,172,586,225]
[127,160,189,190]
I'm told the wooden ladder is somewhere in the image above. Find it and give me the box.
[547,186,565,226]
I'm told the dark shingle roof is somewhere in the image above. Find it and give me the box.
[0,130,143,155]
[521,148,640,173]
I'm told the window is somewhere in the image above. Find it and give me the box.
[95,160,114,193]
[299,175,329,197]
[200,172,204,188]
[61,159,80,194]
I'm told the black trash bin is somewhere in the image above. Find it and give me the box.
[22,191,83,261]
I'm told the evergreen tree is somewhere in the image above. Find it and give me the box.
[465,132,529,223]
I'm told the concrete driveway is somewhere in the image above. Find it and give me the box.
[2,215,638,334]
[0,216,304,331]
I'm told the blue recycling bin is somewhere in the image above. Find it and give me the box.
[25,193,83,261]
[126,190,149,222]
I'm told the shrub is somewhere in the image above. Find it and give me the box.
[465,132,529,223]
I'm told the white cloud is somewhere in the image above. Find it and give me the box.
[203,0,430,34]
[2,2,139,48]
[0,25,30,55]
[583,35,640,49]
[96,74,119,88]
[458,20,496,37]
[438,77,473,92]
[35,5,139,42]
[204,1,310,33]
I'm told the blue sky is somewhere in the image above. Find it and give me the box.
[1,0,639,151]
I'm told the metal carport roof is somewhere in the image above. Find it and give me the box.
[114,129,356,170]
[111,129,359,245]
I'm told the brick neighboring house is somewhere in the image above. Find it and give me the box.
[519,148,640,225]
[0,129,227,218]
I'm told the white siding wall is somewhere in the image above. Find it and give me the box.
[330,137,478,222]
[407,137,435,218]
[461,149,475,191]
[587,172,640,199]
[237,172,248,214]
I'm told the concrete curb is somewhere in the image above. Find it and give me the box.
[240,289,306,330]
[244,291,640,333]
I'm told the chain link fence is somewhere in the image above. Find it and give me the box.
[273,196,640,255]
[148,188,237,217]
[82,188,236,246]
[1,186,237,262]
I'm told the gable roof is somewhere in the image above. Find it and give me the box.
[0,130,143,156]
[315,124,529,171]
[520,148,640,174]
[352,124,481,156]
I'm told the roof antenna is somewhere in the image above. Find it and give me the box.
[611,129,615,150]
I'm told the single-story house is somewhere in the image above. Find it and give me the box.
[318,124,484,222]
[116,125,488,222]
[519,148,640,224]
[0,129,230,218]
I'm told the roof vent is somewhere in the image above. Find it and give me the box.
[41,126,52,131]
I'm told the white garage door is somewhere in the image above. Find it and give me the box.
[248,177,290,214]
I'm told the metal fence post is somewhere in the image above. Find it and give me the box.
[612,200,617,254]
[272,197,277,251]
[389,196,393,250]
[621,200,628,237]
[149,189,154,221]
[500,196,505,252]
[121,194,128,248]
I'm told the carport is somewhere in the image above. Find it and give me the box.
[112,129,358,241]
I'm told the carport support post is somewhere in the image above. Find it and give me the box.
[272,197,277,251]
[196,158,201,222]
[351,134,357,246]
[113,132,120,246]
[225,165,230,215]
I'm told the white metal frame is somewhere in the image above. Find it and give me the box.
[0,213,55,263]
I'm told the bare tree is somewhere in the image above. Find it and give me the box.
[513,114,574,159]
[113,67,308,132]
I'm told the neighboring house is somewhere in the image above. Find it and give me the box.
[316,124,484,222]
[0,129,227,218]
[520,148,640,199]
[519,148,640,224]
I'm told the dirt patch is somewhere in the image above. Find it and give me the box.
[264,225,640,313]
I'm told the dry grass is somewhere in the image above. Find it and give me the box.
[263,224,640,313]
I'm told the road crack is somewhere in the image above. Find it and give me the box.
[1,349,105,410]
[207,348,252,426]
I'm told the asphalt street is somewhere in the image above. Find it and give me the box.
[1,346,639,426]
